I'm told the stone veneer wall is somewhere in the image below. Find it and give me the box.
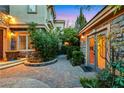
[80,41,86,64]
[19,51,33,58]
[111,14,124,61]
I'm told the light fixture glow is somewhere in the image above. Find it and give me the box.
[10,32,15,37]
[81,35,84,39]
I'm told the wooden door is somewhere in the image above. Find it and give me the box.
[89,37,95,65]
[0,30,3,59]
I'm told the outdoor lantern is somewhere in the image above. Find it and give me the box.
[81,33,85,40]
[81,35,84,39]
[10,31,15,37]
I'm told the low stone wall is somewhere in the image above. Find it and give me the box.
[19,50,34,58]
[24,58,57,66]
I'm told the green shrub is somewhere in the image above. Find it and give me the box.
[61,28,79,45]
[97,69,113,87]
[80,60,124,88]
[71,50,84,66]
[59,45,68,55]
[66,46,80,59]
[97,60,124,88]
[28,22,59,62]
[80,77,98,88]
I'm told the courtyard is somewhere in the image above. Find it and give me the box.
[0,5,124,88]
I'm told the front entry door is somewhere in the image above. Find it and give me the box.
[0,30,3,59]
[97,35,106,69]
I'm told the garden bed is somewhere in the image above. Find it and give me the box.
[24,58,57,67]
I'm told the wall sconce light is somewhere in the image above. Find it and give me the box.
[10,31,15,37]
[81,35,84,39]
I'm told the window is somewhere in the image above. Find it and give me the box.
[19,36,26,50]
[27,5,37,13]
[18,34,33,50]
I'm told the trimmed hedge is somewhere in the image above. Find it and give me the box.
[71,50,84,66]
[66,46,80,59]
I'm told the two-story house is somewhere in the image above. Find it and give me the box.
[0,5,56,60]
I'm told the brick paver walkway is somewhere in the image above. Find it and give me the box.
[0,55,96,88]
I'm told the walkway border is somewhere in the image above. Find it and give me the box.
[24,58,57,67]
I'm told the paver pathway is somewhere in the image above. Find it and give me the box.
[0,55,96,88]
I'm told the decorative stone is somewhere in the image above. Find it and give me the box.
[5,50,19,61]
[110,16,124,61]
[120,20,124,27]
[112,14,124,25]
[27,51,43,63]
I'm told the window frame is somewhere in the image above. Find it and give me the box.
[17,33,33,51]
[18,34,27,50]
[27,5,37,14]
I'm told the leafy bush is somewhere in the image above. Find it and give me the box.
[97,60,124,88]
[59,45,68,55]
[97,69,114,87]
[80,60,124,88]
[61,28,79,45]
[71,51,84,66]
[28,22,59,62]
[66,46,80,59]
[80,77,98,88]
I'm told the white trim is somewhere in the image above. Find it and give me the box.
[17,35,19,50]
[85,37,88,66]
[3,29,5,59]
[26,35,28,50]
[18,49,35,52]
[9,24,49,31]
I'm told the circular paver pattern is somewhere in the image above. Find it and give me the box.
[0,55,96,88]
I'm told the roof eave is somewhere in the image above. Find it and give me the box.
[79,6,117,36]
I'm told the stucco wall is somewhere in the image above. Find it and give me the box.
[10,5,48,24]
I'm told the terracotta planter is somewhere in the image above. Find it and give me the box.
[6,50,19,61]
